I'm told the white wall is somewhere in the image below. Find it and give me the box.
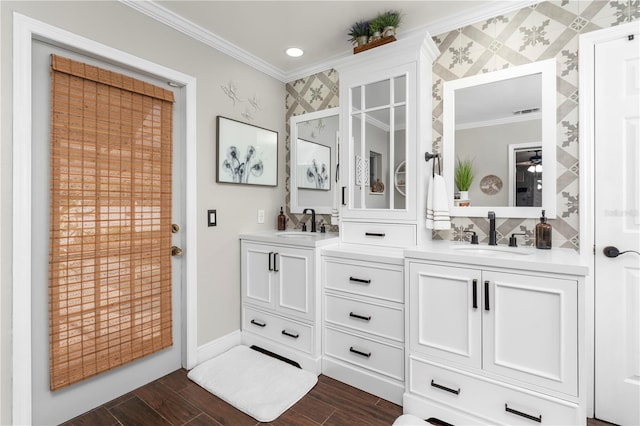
[0,2,285,423]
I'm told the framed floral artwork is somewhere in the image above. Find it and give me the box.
[216,116,278,186]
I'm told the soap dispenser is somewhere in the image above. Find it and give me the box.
[277,207,286,231]
[535,209,552,249]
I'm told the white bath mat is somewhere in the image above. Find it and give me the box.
[187,345,317,422]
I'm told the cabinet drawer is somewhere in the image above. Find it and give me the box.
[324,327,403,381]
[409,357,580,425]
[323,258,403,302]
[342,222,416,247]
[325,294,404,342]
[243,307,313,354]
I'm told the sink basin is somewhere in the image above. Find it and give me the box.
[453,245,532,256]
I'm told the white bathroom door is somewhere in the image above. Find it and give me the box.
[594,31,640,426]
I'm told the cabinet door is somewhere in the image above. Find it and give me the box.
[482,271,577,395]
[409,263,482,369]
[241,242,274,311]
[341,62,416,221]
[275,246,314,321]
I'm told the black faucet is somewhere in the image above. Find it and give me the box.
[488,211,497,246]
[303,208,316,233]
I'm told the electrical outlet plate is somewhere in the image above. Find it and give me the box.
[257,209,265,223]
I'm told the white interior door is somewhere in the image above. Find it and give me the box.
[594,30,640,426]
[30,41,184,425]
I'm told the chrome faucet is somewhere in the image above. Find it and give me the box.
[303,208,316,232]
[488,211,497,246]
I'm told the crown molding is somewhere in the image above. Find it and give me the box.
[119,0,288,82]
[425,0,539,36]
[121,0,539,83]
[456,111,541,130]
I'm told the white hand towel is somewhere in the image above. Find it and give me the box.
[425,175,434,229]
[432,175,451,230]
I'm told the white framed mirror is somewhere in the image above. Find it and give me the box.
[289,108,339,214]
[443,59,556,218]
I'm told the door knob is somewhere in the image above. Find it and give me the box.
[171,246,183,256]
[603,246,640,258]
[171,223,180,233]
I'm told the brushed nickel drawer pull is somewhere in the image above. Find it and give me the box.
[430,379,460,395]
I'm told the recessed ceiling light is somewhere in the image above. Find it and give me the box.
[286,47,304,57]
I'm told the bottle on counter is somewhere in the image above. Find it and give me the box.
[535,209,552,249]
[277,206,286,231]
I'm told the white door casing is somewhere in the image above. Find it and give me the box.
[593,30,640,426]
[12,13,198,425]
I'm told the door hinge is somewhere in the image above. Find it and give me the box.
[593,244,596,255]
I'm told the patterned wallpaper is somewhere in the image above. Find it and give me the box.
[431,0,639,249]
[285,70,339,231]
[285,1,638,244]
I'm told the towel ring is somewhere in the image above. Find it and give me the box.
[425,152,441,177]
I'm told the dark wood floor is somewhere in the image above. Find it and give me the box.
[62,368,618,426]
[61,369,403,426]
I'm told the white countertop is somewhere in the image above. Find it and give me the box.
[239,230,339,248]
[404,240,589,277]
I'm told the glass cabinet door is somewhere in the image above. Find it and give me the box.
[350,73,407,211]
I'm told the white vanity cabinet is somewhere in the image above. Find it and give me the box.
[240,231,338,373]
[403,243,588,425]
[321,247,406,404]
[243,241,314,321]
[409,263,577,395]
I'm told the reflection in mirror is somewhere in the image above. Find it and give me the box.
[443,59,556,218]
[290,108,339,214]
[508,144,543,207]
[297,139,330,190]
[350,74,407,211]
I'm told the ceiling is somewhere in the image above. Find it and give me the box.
[456,73,542,126]
[124,0,536,82]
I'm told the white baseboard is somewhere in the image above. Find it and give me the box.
[195,330,242,366]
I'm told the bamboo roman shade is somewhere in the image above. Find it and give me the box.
[49,55,174,390]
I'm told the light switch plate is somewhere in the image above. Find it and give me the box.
[207,209,217,226]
